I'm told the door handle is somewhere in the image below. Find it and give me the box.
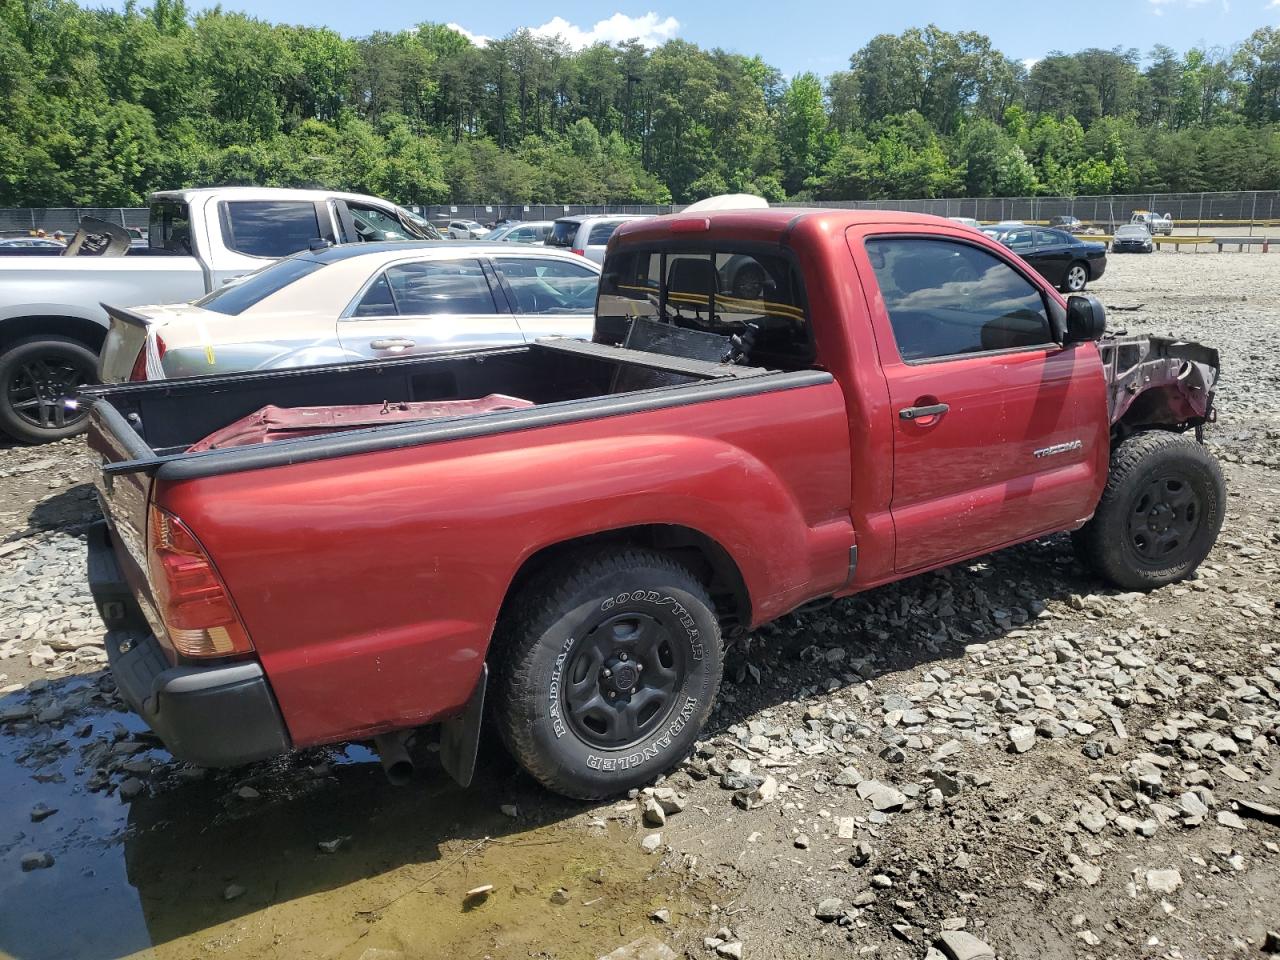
[370,338,416,350]
[899,402,950,421]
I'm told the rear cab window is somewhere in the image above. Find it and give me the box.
[220,201,325,258]
[195,257,324,316]
[547,220,580,248]
[597,245,813,370]
[149,200,193,254]
[864,237,1053,362]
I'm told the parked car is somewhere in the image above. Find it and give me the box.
[1112,224,1155,253]
[97,243,602,382]
[1130,210,1173,236]
[446,220,490,239]
[85,207,1223,801]
[547,215,651,264]
[0,187,444,443]
[984,225,1107,293]
[486,221,555,244]
[1048,215,1086,234]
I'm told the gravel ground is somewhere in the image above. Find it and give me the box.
[0,250,1277,960]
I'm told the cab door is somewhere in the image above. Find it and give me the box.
[849,229,1108,573]
[337,257,524,359]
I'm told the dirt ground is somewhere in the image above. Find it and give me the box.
[0,249,1277,960]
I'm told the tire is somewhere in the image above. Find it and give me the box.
[492,548,723,799]
[1061,261,1089,293]
[1074,431,1225,591]
[0,336,98,444]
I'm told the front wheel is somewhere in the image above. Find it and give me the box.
[0,336,98,444]
[1074,431,1225,591]
[1061,261,1089,293]
[493,548,723,799]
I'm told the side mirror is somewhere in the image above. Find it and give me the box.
[1064,294,1106,344]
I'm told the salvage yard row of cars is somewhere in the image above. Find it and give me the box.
[81,202,1226,799]
[0,188,642,443]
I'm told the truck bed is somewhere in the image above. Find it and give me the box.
[82,338,832,481]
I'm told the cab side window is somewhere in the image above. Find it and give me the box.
[865,237,1053,362]
[221,201,323,258]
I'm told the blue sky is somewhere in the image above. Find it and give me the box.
[88,0,1280,74]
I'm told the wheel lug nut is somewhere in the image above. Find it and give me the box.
[619,653,628,661]
[602,668,612,678]
[607,691,616,699]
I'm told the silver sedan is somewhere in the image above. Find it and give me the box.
[99,242,601,382]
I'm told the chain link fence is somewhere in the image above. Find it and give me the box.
[0,207,148,236]
[4,192,1278,239]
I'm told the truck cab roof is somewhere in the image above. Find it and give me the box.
[149,186,406,207]
[613,207,968,248]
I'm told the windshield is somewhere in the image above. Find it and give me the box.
[194,256,324,316]
[486,224,517,241]
[1117,226,1149,237]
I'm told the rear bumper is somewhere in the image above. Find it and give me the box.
[87,521,291,767]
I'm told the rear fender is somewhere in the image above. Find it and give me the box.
[497,433,855,629]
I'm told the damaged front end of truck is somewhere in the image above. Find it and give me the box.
[1098,333,1220,439]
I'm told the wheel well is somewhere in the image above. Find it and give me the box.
[504,525,752,634]
[0,316,107,354]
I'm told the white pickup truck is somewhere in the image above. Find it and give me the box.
[1130,210,1174,236]
[0,187,443,443]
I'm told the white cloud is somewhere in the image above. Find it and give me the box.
[446,23,493,46]
[448,13,680,51]
[529,12,680,49]
[1022,57,1041,71]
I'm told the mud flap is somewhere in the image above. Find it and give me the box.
[440,664,487,788]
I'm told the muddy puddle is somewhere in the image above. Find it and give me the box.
[0,673,714,960]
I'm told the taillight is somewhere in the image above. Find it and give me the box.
[147,505,253,658]
[128,347,148,381]
[571,248,585,256]
[128,335,165,382]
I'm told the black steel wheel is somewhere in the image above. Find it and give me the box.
[561,609,687,749]
[493,548,722,799]
[0,336,98,444]
[1074,431,1225,590]
[1126,473,1201,563]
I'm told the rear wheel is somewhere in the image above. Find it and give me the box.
[492,548,722,799]
[1074,431,1225,590]
[1061,261,1089,293]
[0,336,98,444]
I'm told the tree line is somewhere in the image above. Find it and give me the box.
[2,0,1279,207]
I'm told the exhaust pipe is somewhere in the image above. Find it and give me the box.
[374,732,414,786]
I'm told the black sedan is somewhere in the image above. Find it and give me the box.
[982,226,1107,293]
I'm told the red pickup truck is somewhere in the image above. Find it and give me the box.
[84,209,1224,799]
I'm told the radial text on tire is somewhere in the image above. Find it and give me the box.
[492,548,723,799]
